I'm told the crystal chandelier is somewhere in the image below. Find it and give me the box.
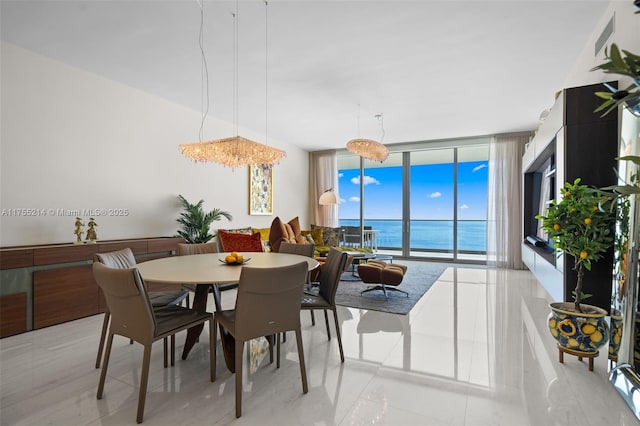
[180,136,285,169]
[346,113,389,162]
[180,0,285,168]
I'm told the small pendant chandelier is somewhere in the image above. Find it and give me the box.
[346,112,389,163]
[180,0,285,168]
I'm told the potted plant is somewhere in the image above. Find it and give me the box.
[537,178,616,356]
[175,194,233,244]
[591,43,640,118]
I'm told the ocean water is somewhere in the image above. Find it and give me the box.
[339,219,486,252]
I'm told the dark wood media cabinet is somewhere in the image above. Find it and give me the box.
[0,237,184,337]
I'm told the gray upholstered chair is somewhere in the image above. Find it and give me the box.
[213,262,309,418]
[93,248,188,369]
[301,248,348,362]
[93,262,214,424]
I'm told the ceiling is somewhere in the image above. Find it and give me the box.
[0,1,611,152]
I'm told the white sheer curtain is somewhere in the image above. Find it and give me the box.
[309,150,338,227]
[486,133,531,269]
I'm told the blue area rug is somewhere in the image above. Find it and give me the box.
[336,260,448,315]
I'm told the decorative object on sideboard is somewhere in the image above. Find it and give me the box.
[85,217,98,244]
[175,195,233,244]
[73,217,84,244]
[178,0,285,168]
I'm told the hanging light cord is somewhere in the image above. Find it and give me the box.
[376,113,385,143]
[197,0,211,143]
[264,0,268,145]
[233,1,239,137]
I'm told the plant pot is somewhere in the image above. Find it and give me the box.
[548,302,609,355]
[609,309,623,361]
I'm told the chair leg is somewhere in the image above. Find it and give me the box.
[212,318,218,382]
[97,332,114,399]
[235,340,244,418]
[310,310,315,326]
[136,345,152,424]
[277,334,281,369]
[294,328,308,394]
[332,308,345,363]
[95,312,110,369]
[170,335,175,366]
[163,337,168,368]
[324,309,331,341]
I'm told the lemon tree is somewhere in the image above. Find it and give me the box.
[537,178,615,312]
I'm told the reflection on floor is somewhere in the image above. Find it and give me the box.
[1,265,638,425]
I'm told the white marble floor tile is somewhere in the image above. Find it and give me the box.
[2,264,640,425]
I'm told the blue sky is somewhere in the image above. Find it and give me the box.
[338,161,488,221]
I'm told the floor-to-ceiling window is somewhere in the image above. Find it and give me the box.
[337,139,489,263]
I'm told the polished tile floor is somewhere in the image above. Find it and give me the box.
[1,264,639,425]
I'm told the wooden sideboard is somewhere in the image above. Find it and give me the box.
[0,237,183,337]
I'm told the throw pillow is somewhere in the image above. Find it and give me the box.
[301,228,323,246]
[304,234,315,245]
[218,230,264,252]
[268,216,288,252]
[252,227,271,241]
[218,227,253,235]
[311,224,340,247]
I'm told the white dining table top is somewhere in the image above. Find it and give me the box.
[136,252,319,285]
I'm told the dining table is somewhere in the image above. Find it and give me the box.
[136,251,319,373]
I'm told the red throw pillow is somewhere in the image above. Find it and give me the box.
[218,230,264,252]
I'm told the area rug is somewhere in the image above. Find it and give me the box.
[335,260,449,315]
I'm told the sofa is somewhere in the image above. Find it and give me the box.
[213,216,372,257]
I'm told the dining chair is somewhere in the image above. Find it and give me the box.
[213,261,309,418]
[301,248,348,362]
[93,248,189,369]
[176,242,238,308]
[278,242,318,330]
[93,262,214,424]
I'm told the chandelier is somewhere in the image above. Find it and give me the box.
[346,113,389,162]
[180,0,285,168]
[180,136,285,168]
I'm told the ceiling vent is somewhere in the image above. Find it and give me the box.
[595,13,615,56]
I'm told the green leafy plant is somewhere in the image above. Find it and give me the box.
[591,43,640,117]
[536,179,616,312]
[175,195,232,244]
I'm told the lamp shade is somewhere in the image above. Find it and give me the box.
[319,190,337,205]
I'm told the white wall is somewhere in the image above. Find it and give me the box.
[563,1,640,88]
[0,42,309,246]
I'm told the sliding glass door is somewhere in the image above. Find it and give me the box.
[338,141,488,262]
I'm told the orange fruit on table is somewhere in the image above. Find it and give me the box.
[236,255,244,262]
[225,255,237,263]
[231,251,239,258]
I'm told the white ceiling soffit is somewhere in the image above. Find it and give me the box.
[0,1,610,152]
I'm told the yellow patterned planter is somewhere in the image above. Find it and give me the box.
[548,302,609,355]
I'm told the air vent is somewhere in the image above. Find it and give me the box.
[595,14,615,56]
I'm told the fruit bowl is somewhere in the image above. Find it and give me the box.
[219,257,251,265]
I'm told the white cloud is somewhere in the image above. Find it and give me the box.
[473,163,488,173]
[349,196,360,202]
[338,172,343,178]
[429,191,442,198]
[460,204,470,209]
[338,197,345,204]
[351,175,380,186]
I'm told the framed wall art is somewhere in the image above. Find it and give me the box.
[248,163,273,215]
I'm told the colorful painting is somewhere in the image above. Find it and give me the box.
[249,163,273,215]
